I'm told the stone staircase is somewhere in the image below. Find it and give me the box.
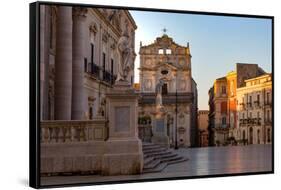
[142,142,188,173]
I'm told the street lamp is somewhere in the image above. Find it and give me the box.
[175,89,178,149]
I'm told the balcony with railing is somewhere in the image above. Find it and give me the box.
[239,118,261,126]
[139,92,193,105]
[85,62,100,79]
[254,101,261,108]
[213,124,230,133]
[85,62,117,85]
[102,70,116,85]
[239,119,247,126]
[214,123,229,129]
[91,63,100,78]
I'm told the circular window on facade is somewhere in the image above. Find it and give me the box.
[161,70,169,75]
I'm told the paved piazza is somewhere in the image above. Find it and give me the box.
[41,144,272,186]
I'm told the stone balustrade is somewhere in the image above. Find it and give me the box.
[41,119,108,143]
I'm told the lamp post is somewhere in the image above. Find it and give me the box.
[175,89,178,149]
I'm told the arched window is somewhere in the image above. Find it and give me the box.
[242,130,246,140]
[267,110,270,122]
[90,43,95,63]
[162,83,168,95]
[222,116,226,126]
[158,49,164,54]
[84,58,88,72]
[257,129,260,144]
[267,128,271,143]
[221,86,226,94]
[249,127,253,144]
[89,107,93,120]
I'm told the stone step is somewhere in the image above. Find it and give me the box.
[153,153,178,160]
[143,147,167,154]
[160,155,184,163]
[142,162,167,174]
[144,150,173,158]
[144,156,155,165]
[141,142,188,174]
[142,144,163,150]
[143,145,165,151]
[143,159,161,170]
[166,157,189,165]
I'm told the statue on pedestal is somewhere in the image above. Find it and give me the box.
[116,23,135,83]
[155,79,164,108]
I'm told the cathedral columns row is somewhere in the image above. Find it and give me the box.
[71,7,88,120]
[40,5,51,120]
[54,6,87,120]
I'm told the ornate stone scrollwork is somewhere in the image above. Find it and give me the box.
[102,32,109,43]
[89,23,97,35]
[110,39,117,50]
[72,7,88,19]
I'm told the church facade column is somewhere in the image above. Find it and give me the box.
[71,7,88,120]
[54,6,73,120]
[40,5,50,120]
[42,5,51,120]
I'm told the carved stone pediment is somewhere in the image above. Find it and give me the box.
[154,62,177,70]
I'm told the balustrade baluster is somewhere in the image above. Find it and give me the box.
[55,126,60,142]
[71,126,76,141]
[64,127,71,142]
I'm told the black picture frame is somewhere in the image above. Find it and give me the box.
[30,1,274,188]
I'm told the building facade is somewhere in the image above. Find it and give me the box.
[198,110,209,147]
[40,5,137,121]
[208,63,272,146]
[235,74,272,144]
[137,34,198,147]
[208,77,229,146]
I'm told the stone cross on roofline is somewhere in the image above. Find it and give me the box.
[162,27,168,35]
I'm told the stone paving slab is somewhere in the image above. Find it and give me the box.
[41,144,272,186]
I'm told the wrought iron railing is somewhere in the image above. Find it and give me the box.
[91,62,100,78]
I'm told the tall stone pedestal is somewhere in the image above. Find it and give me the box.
[151,106,169,148]
[102,81,143,175]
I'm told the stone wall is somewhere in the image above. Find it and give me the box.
[40,119,108,175]
[41,141,105,174]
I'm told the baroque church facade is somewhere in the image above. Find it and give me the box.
[40,5,137,121]
[137,34,198,147]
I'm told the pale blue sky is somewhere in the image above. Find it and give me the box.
[130,10,272,110]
